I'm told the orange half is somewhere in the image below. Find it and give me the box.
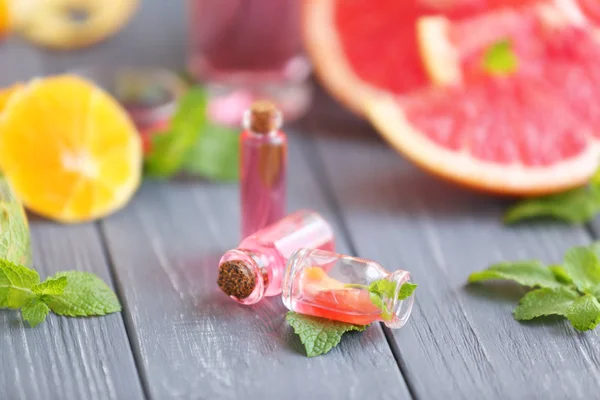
[0,75,142,222]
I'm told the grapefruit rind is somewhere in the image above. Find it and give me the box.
[302,0,388,115]
[417,17,463,87]
[366,95,600,196]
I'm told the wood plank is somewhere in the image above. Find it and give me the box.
[311,130,600,399]
[100,132,410,399]
[0,220,145,400]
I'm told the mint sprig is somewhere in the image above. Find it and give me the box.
[143,88,240,181]
[0,259,121,327]
[144,88,207,178]
[286,312,367,357]
[346,280,417,320]
[482,39,519,76]
[504,167,600,224]
[468,242,600,331]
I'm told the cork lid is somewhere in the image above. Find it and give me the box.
[246,100,282,134]
[217,260,256,299]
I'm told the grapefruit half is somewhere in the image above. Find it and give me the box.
[302,0,541,115]
[366,1,600,195]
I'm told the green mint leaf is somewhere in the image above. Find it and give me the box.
[0,259,39,309]
[482,39,519,76]
[587,241,600,259]
[504,187,600,224]
[468,260,563,289]
[0,179,32,266]
[366,280,417,320]
[513,287,579,320]
[369,292,383,309]
[562,247,600,298]
[182,123,240,182]
[21,297,49,328]
[144,88,207,178]
[44,271,121,316]
[549,265,574,285]
[398,283,418,300]
[368,279,397,298]
[32,276,67,296]
[285,312,367,357]
[565,294,600,331]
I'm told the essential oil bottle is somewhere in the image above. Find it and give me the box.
[217,210,334,305]
[282,249,416,328]
[240,101,287,239]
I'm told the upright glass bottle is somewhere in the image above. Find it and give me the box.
[240,101,287,239]
[217,210,335,305]
[282,249,416,328]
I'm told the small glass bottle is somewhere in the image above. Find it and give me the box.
[282,249,416,328]
[240,101,287,239]
[217,210,334,305]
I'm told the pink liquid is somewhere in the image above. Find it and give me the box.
[188,0,304,82]
[187,0,312,125]
[240,129,287,239]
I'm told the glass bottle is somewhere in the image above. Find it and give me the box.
[217,210,335,305]
[240,101,287,239]
[187,0,312,126]
[282,249,416,328]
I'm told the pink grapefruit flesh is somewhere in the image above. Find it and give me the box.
[368,1,600,195]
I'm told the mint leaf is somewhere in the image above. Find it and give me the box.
[32,276,67,296]
[0,259,39,308]
[286,312,367,357]
[504,187,600,224]
[482,39,518,76]
[468,260,562,288]
[144,88,207,178]
[513,287,579,320]
[182,123,239,181]
[566,294,600,331]
[44,271,121,316]
[368,279,397,298]
[549,265,573,285]
[562,247,600,298]
[21,297,49,328]
[398,283,418,300]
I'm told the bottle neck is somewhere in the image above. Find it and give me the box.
[381,270,415,329]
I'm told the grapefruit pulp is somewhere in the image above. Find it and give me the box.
[303,0,542,115]
[367,1,600,195]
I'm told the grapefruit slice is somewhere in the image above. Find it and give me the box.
[366,1,600,195]
[302,0,542,115]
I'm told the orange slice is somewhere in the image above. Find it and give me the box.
[0,75,142,222]
[0,84,22,112]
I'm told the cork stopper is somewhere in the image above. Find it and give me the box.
[247,100,282,134]
[217,260,256,299]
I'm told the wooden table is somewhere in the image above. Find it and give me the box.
[2,1,600,399]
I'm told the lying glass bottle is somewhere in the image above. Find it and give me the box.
[282,249,416,328]
[218,210,335,305]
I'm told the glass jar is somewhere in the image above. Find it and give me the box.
[217,210,335,305]
[282,249,416,328]
[187,0,312,126]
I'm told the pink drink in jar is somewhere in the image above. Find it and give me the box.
[187,0,312,126]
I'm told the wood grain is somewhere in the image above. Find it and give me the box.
[100,133,410,400]
[310,130,600,400]
[0,220,145,400]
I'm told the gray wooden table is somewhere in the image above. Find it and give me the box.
[2,1,600,399]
